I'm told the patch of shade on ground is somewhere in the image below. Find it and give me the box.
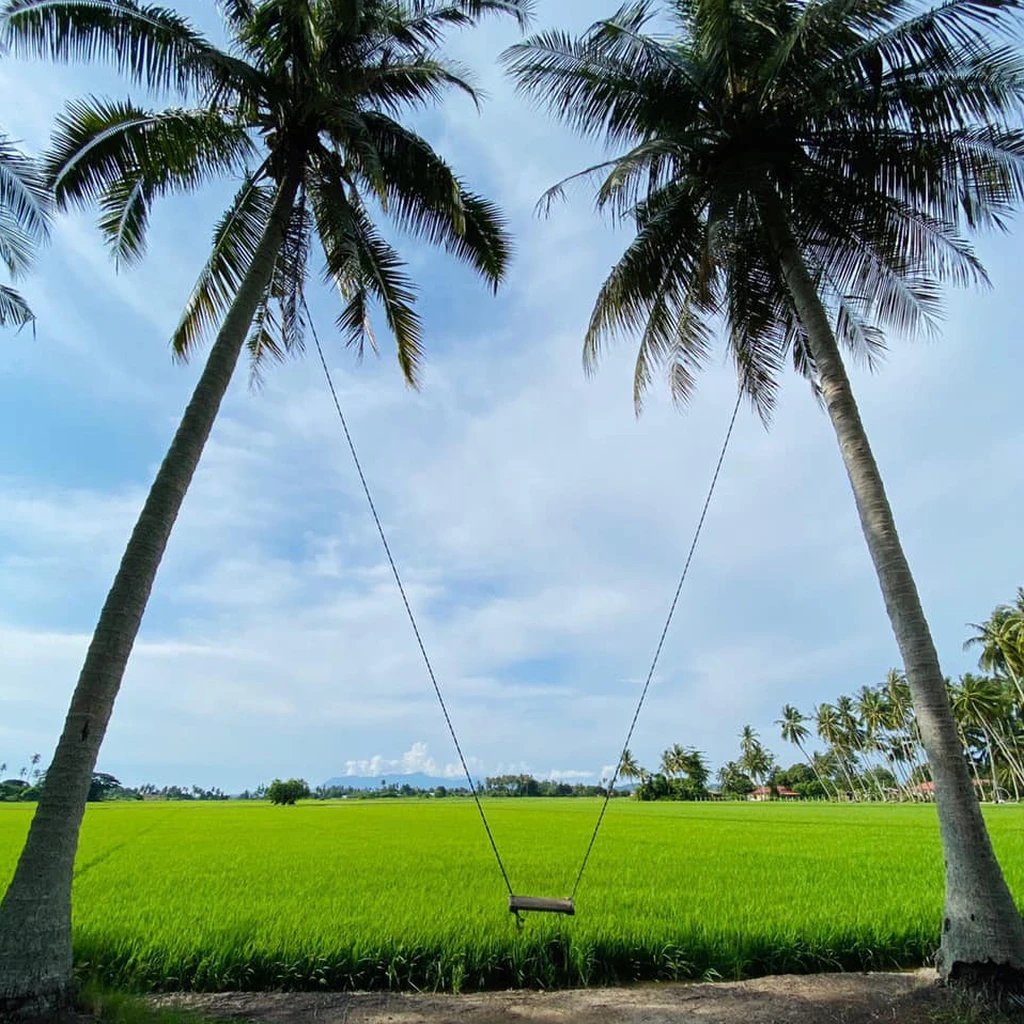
[3,799,1023,991]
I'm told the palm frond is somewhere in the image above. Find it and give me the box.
[447,0,533,29]
[267,194,311,359]
[379,0,533,51]
[357,112,510,287]
[172,168,273,360]
[867,0,1022,65]
[584,179,709,377]
[0,207,37,277]
[0,133,50,244]
[309,164,422,385]
[502,15,707,146]
[356,56,480,114]
[637,281,715,411]
[217,0,253,31]
[245,292,282,388]
[0,0,260,98]
[46,97,254,263]
[0,281,34,327]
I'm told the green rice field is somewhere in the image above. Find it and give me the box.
[3,799,1024,992]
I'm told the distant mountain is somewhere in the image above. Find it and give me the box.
[322,772,472,791]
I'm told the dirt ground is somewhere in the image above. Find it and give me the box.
[153,968,955,1024]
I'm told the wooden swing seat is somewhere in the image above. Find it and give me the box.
[509,895,575,915]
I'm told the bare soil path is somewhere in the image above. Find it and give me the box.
[155,968,950,1023]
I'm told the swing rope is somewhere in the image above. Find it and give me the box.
[308,305,515,899]
[568,385,744,901]
[309,298,743,909]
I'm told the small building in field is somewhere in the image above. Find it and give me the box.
[915,778,996,800]
[748,785,800,801]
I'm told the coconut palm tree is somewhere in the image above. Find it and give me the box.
[949,673,1005,802]
[809,749,838,795]
[738,725,774,789]
[966,599,1024,705]
[814,702,858,798]
[777,703,835,798]
[617,748,642,784]
[503,0,1024,984]
[660,742,687,778]
[0,130,48,327]
[0,0,530,1013]
[680,746,710,789]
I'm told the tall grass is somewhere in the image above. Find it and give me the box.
[3,799,1024,992]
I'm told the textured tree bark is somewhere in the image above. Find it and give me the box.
[758,187,1024,990]
[0,172,301,1019]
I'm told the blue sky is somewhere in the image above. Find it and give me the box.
[1,0,1022,793]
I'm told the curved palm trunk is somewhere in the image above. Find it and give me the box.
[759,188,1024,987]
[833,747,859,800]
[961,730,985,796]
[988,724,1022,800]
[892,757,915,802]
[981,727,1001,804]
[795,739,837,799]
[0,173,300,1018]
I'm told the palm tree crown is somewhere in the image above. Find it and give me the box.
[4,0,532,377]
[502,0,1024,413]
[966,592,1024,699]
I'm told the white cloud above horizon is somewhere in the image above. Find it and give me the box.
[2,0,1023,793]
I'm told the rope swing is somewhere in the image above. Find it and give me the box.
[308,304,742,920]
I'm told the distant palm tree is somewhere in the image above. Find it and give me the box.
[966,598,1024,705]
[618,748,642,783]
[680,747,710,790]
[738,725,773,789]
[951,674,1012,804]
[776,704,834,798]
[0,131,48,327]
[660,742,687,778]
[504,0,1024,983]
[0,0,530,1014]
[814,704,857,799]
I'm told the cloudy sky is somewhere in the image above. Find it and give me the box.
[1,0,1021,793]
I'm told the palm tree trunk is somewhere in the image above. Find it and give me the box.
[988,725,1022,800]
[963,732,985,796]
[796,739,836,799]
[0,172,301,1018]
[982,728,1001,804]
[758,187,1024,987]
[835,749,859,801]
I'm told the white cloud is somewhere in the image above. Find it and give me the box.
[342,744,477,781]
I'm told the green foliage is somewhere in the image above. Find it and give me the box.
[88,772,124,802]
[266,778,310,805]
[0,779,33,802]
[483,775,611,797]
[717,761,755,798]
[0,131,49,327]
[503,0,1024,415]
[5,799,1012,991]
[1,0,527,381]
[770,763,829,799]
